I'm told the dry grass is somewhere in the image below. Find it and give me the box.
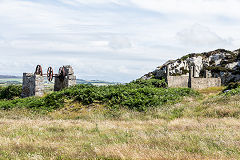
[0,118,240,159]
[198,86,225,95]
[0,89,240,159]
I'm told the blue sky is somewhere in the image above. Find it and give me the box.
[0,0,239,82]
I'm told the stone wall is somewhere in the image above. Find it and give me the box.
[21,73,44,97]
[54,65,76,91]
[167,76,189,88]
[166,65,222,89]
[190,77,221,90]
[54,77,67,91]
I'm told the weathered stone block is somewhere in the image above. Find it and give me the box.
[21,73,44,97]
[190,78,221,90]
[63,65,74,75]
[167,76,189,88]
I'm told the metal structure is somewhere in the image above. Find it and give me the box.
[47,67,53,82]
[58,66,66,81]
[34,65,67,82]
[35,65,43,76]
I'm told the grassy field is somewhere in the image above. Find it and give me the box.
[1,87,240,159]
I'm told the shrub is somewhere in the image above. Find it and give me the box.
[222,87,240,96]
[0,85,22,100]
[0,80,199,112]
[129,79,167,88]
[223,82,240,92]
[206,66,232,73]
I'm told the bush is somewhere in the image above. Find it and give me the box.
[60,84,198,111]
[129,79,167,88]
[223,82,240,92]
[222,87,240,96]
[0,80,199,112]
[0,85,22,100]
[206,66,232,73]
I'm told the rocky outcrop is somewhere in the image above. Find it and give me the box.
[142,49,240,85]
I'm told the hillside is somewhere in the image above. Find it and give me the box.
[142,49,240,85]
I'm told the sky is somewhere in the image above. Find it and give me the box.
[0,0,240,82]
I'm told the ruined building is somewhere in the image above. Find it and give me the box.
[22,65,76,98]
[166,65,221,89]
[142,49,240,88]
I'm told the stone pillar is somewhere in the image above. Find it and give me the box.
[188,66,193,88]
[54,65,77,91]
[204,70,209,78]
[189,66,193,78]
[166,65,170,77]
[193,65,197,78]
[21,73,44,98]
[35,75,45,97]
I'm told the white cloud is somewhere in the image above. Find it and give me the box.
[176,24,232,50]
[130,0,240,18]
[59,0,129,6]
[108,36,132,49]
[0,0,239,82]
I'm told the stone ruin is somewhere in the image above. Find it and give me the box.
[166,64,221,89]
[54,65,76,91]
[21,65,76,98]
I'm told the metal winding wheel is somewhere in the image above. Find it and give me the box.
[58,66,66,81]
[35,65,43,76]
[34,65,67,82]
[47,67,54,82]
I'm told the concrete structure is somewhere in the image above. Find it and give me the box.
[166,65,221,89]
[54,65,76,91]
[21,73,44,97]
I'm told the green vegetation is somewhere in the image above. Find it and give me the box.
[220,81,240,96]
[180,53,203,61]
[203,49,233,57]
[180,67,189,75]
[0,79,198,112]
[1,85,240,159]
[0,85,22,100]
[223,87,240,96]
[206,66,232,73]
[1,79,240,159]
[223,82,240,92]
[129,78,167,88]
